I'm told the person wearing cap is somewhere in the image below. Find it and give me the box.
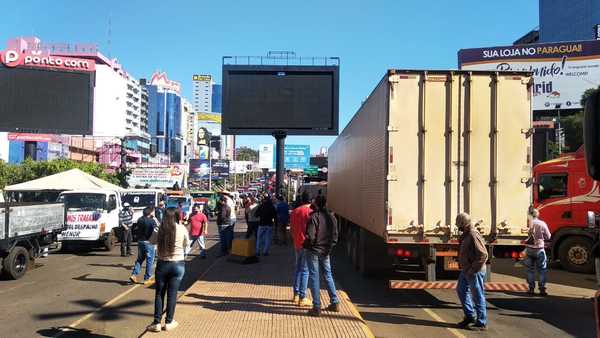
[455,212,488,331]
[119,202,134,257]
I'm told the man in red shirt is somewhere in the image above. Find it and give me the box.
[188,204,208,258]
[289,193,313,307]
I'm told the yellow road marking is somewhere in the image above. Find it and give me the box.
[53,284,142,337]
[338,290,376,338]
[422,307,467,338]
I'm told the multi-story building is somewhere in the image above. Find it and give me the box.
[539,0,600,42]
[182,98,195,159]
[2,36,152,165]
[192,74,213,114]
[144,72,184,164]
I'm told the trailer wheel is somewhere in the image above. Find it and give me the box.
[103,231,115,251]
[559,236,594,274]
[3,246,30,280]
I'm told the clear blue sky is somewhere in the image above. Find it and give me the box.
[3,0,538,154]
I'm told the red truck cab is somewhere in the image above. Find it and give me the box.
[533,147,598,273]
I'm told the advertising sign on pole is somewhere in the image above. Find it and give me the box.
[128,165,186,188]
[284,145,310,169]
[189,159,210,180]
[458,40,600,111]
[212,160,230,178]
[259,144,274,169]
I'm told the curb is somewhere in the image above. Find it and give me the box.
[339,290,376,338]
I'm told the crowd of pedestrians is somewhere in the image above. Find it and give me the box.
[117,186,555,331]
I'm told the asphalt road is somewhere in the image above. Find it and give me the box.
[1,220,598,338]
[333,247,599,338]
[0,221,223,338]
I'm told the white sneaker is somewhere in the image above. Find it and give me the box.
[147,323,161,332]
[164,320,179,331]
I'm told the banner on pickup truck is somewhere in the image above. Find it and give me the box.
[59,211,102,240]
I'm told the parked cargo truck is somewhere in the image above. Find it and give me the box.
[328,70,532,281]
[533,147,599,274]
[0,201,65,279]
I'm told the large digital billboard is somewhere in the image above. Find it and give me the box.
[0,66,94,134]
[459,40,600,111]
[222,65,339,135]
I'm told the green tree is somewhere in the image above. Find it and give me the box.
[235,147,259,162]
[561,112,584,152]
[580,86,600,107]
[0,159,120,189]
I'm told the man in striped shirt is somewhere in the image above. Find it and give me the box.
[119,202,134,257]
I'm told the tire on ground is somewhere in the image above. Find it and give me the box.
[558,236,594,274]
[2,246,30,280]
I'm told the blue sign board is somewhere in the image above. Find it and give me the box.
[284,145,310,169]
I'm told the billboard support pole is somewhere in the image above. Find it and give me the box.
[273,131,286,197]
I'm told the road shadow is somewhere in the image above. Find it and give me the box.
[87,263,133,271]
[360,311,459,328]
[487,293,597,338]
[37,327,114,338]
[73,273,130,286]
[36,299,151,322]
[180,293,361,321]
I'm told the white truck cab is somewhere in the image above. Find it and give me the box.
[57,189,121,251]
[121,189,164,221]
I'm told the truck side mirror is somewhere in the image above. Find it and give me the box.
[584,90,600,180]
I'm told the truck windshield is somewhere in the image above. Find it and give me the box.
[58,193,107,211]
[121,193,156,208]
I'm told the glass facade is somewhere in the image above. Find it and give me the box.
[539,0,600,42]
[145,84,183,163]
[211,84,222,113]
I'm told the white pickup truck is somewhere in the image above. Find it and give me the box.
[0,201,66,279]
[57,189,122,251]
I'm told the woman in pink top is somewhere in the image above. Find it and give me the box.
[147,208,189,332]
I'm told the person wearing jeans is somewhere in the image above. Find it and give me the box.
[216,196,233,256]
[188,205,208,258]
[255,195,277,256]
[147,208,189,332]
[290,193,312,306]
[304,196,340,317]
[524,208,551,295]
[455,212,488,331]
[130,207,158,285]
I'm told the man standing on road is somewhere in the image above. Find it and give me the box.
[304,195,340,317]
[456,212,488,331]
[130,206,157,285]
[255,194,277,256]
[119,202,134,257]
[290,192,312,307]
[216,195,233,256]
[188,204,209,258]
[156,200,166,224]
[524,208,551,296]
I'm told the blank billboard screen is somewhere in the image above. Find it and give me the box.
[222,65,338,135]
[0,66,94,134]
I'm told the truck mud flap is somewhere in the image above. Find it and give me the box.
[389,280,529,291]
